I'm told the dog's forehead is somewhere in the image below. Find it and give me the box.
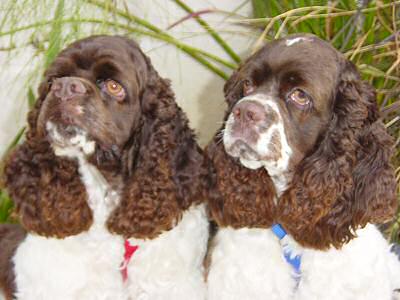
[254,35,340,72]
[45,36,148,83]
[65,37,133,62]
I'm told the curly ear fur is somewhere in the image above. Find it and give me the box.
[206,70,276,229]
[3,83,92,238]
[107,55,209,239]
[278,61,398,250]
[206,135,276,228]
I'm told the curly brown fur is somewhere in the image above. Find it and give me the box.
[277,61,398,250]
[107,57,210,239]
[0,224,26,300]
[206,135,275,228]
[4,85,92,238]
[206,66,276,229]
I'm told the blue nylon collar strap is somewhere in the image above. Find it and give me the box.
[271,224,302,276]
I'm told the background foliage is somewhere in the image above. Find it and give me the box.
[0,0,399,241]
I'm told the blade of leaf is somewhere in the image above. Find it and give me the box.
[172,0,241,63]
[0,190,13,223]
[27,86,36,109]
[4,127,25,155]
[44,0,64,69]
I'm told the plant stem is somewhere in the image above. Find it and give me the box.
[172,0,241,63]
[86,0,235,71]
[237,2,400,24]
[45,0,64,68]
[0,18,230,79]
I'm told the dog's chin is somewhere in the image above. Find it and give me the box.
[239,157,263,170]
[46,121,96,158]
[224,138,264,170]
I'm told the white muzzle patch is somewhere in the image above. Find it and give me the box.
[46,121,96,158]
[223,94,292,176]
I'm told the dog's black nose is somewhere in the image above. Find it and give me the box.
[51,77,86,101]
[233,100,265,124]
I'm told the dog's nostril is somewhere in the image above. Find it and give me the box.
[51,81,62,92]
[246,110,255,121]
[66,80,86,96]
[52,77,86,100]
[233,107,241,119]
[233,101,265,123]
[70,83,77,93]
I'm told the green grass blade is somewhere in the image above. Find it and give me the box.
[27,86,36,109]
[4,127,25,155]
[173,0,241,63]
[0,190,13,223]
[44,0,65,69]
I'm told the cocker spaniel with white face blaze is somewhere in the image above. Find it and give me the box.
[0,35,210,300]
[206,34,400,300]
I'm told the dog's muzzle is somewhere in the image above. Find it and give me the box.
[223,94,291,172]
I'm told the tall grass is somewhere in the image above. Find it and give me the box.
[0,0,399,241]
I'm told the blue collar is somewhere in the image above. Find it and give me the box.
[271,224,302,276]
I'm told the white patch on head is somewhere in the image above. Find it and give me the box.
[46,121,95,158]
[285,36,313,47]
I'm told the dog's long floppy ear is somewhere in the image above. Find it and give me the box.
[278,60,398,250]
[206,69,276,229]
[107,45,209,239]
[3,80,92,238]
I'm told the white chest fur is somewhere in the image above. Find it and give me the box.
[13,231,126,300]
[13,154,127,300]
[296,224,400,300]
[125,204,209,300]
[207,227,295,300]
[208,225,400,300]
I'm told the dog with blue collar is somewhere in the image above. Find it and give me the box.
[206,33,400,300]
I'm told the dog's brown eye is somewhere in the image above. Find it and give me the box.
[243,79,254,96]
[288,88,311,108]
[105,79,125,101]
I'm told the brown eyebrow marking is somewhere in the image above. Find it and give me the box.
[250,61,271,86]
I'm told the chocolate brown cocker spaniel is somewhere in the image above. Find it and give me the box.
[206,34,400,300]
[0,35,209,300]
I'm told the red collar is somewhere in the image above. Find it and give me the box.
[121,240,139,282]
